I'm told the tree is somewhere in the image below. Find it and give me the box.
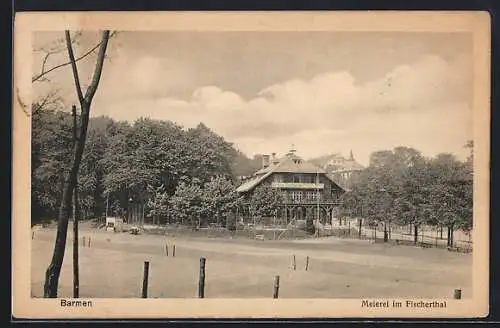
[394,149,431,244]
[464,140,474,176]
[78,127,107,219]
[427,153,473,247]
[346,147,436,243]
[146,184,170,225]
[185,123,236,182]
[32,108,74,225]
[201,175,242,227]
[231,151,263,177]
[169,180,204,228]
[44,31,111,298]
[32,31,118,83]
[100,118,241,220]
[249,184,284,220]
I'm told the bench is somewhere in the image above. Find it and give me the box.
[255,234,265,241]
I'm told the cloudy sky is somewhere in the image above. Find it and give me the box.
[33,31,473,166]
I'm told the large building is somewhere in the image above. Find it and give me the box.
[236,148,346,225]
[311,151,365,190]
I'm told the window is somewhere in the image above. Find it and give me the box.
[291,191,303,202]
[305,192,322,201]
[293,175,301,183]
[274,174,283,182]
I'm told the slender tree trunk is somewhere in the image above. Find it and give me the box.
[414,224,418,244]
[72,182,79,298]
[447,226,451,247]
[43,31,110,298]
[449,224,454,248]
[44,104,87,297]
[383,221,388,243]
[358,218,362,238]
[72,105,79,298]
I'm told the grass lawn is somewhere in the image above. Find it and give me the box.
[31,225,472,299]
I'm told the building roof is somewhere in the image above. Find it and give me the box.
[254,154,327,175]
[328,160,365,172]
[236,171,273,193]
[310,152,365,173]
[309,153,342,167]
[236,152,342,193]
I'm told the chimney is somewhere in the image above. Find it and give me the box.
[262,154,270,168]
[271,152,279,165]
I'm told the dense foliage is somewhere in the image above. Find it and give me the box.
[249,184,285,218]
[339,146,473,246]
[32,109,251,226]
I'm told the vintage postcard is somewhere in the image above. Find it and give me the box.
[13,11,490,319]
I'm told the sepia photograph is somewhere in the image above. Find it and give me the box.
[13,11,490,319]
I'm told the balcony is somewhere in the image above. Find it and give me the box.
[282,197,343,206]
[271,182,324,190]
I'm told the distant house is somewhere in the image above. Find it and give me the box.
[311,151,364,190]
[236,148,346,225]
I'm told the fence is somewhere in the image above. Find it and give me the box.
[141,223,310,241]
[89,217,472,252]
[324,219,473,253]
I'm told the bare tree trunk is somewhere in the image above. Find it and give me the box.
[449,225,454,248]
[43,31,110,298]
[413,224,419,244]
[72,105,80,298]
[72,180,79,297]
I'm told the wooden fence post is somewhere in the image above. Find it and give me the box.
[165,244,169,256]
[82,236,86,247]
[273,275,280,299]
[454,289,462,300]
[305,256,310,271]
[32,231,34,240]
[142,261,150,298]
[173,244,176,257]
[88,237,91,248]
[292,255,296,271]
[199,257,206,298]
